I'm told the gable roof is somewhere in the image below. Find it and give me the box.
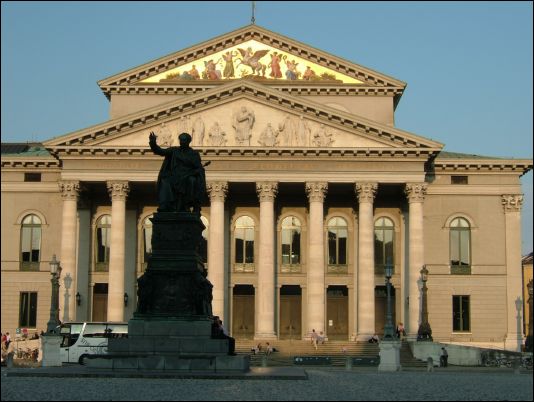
[97,25,407,106]
[44,79,440,152]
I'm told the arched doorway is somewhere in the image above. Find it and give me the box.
[327,285,348,340]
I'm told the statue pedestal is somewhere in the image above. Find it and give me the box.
[41,335,63,367]
[86,212,248,372]
[378,339,402,372]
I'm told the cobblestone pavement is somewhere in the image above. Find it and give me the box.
[1,367,532,401]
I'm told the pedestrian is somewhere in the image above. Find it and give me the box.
[396,323,405,340]
[266,342,274,355]
[311,329,318,350]
[318,331,325,344]
[440,347,448,367]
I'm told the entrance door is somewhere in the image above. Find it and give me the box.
[375,286,396,335]
[279,285,302,339]
[232,285,255,339]
[92,283,108,322]
[326,286,348,340]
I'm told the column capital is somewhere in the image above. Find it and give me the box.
[106,181,130,201]
[405,182,427,203]
[58,180,80,201]
[206,181,228,202]
[355,182,378,203]
[305,182,328,203]
[501,194,523,213]
[256,181,278,202]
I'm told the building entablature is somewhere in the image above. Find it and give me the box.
[433,158,532,175]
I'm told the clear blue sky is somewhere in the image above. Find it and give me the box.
[1,1,532,253]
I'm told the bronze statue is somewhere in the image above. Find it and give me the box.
[149,131,208,214]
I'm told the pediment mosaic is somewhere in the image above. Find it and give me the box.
[101,99,386,148]
[141,40,364,85]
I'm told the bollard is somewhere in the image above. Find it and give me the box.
[6,353,14,368]
[345,355,352,370]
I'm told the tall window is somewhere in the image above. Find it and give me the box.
[453,295,470,332]
[20,214,42,271]
[450,217,471,274]
[235,216,255,270]
[374,217,395,274]
[19,292,37,328]
[281,216,301,271]
[142,215,153,268]
[95,215,111,271]
[327,217,348,267]
[200,216,209,264]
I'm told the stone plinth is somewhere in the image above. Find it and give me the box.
[41,335,63,367]
[378,340,402,372]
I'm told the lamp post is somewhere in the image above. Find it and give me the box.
[383,260,396,339]
[46,254,62,334]
[417,265,433,341]
[526,279,533,352]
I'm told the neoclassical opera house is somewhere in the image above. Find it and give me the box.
[1,25,532,350]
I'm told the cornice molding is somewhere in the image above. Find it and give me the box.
[0,157,61,170]
[434,159,533,175]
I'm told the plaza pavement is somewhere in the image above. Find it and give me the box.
[1,365,532,401]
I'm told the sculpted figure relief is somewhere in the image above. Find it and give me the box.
[149,131,207,214]
[207,122,227,146]
[258,123,279,147]
[156,123,173,146]
[312,124,335,147]
[233,106,255,146]
[192,117,205,146]
[278,115,297,146]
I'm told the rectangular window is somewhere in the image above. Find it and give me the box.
[19,292,38,328]
[451,175,468,185]
[452,295,470,332]
[24,173,42,182]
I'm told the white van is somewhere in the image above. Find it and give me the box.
[59,322,128,364]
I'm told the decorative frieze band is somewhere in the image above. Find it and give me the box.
[206,181,228,202]
[106,181,130,201]
[58,180,80,201]
[355,182,378,203]
[405,182,428,203]
[256,182,279,202]
[305,182,328,203]
[501,194,523,213]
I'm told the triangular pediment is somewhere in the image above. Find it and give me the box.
[44,80,442,152]
[98,25,406,93]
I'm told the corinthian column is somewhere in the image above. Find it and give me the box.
[58,180,80,322]
[106,181,130,321]
[502,194,524,351]
[206,181,228,322]
[405,182,427,339]
[306,182,328,336]
[355,182,377,341]
[255,182,278,339]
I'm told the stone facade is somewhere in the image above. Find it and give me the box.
[1,25,532,351]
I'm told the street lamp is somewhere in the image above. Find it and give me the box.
[383,259,396,339]
[526,279,533,352]
[46,254,62,334]
[417,265,433,341]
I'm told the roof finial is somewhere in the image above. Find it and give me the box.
[251,1,256,24]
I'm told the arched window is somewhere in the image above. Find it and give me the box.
[281,216,301,267]
[200,216,209,264]
[327,217,348,267]
[142,215,153,267]
[374,217,395,274]
[450,217,471,272]
[234,216,255,271]
[95,215,111,272]
[20,214,42,271]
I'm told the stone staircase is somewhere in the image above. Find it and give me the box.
[236,339,426,368]
[236,339,379,367]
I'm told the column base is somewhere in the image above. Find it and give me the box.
[41,334,63,367]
